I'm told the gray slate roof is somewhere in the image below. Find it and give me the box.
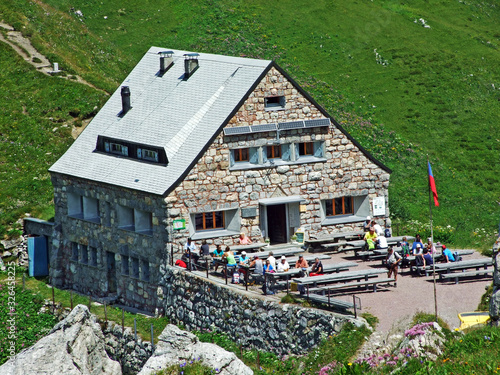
[49,47,271,195]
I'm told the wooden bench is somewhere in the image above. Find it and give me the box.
[292,268,387,288]
[413,257,492,277]
[307,277,395,293]
[439,268,493,284]
[303,294,355,312]
[305,231,364,252]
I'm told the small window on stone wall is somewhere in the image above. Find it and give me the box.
[325,196,354,217]
[122,255,129,275]
[81,245,88,264]
[122,256,129,275]
[265,96,285,110]
[132,257,140,278]
[89,247,98,267]
[71,242,79,261]
[141,260,150,282]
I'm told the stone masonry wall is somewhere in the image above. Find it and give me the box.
[166,67,390,248]
[104,321,153,375]
[51,173,170,312]
[159,265,366,355]
[489,237,500,324]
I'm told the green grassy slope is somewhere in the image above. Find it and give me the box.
[0,0,498,247]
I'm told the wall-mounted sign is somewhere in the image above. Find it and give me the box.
[372,197,385,216]
[172,219,186,230]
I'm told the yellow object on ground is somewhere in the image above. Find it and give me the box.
[457,311,490,331]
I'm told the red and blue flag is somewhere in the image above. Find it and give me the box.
[428,161,439,207]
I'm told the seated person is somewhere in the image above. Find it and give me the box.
[263,259,275,273]
[267,251,276,269]
[422,248,433,266]
[442,245,456,262]
[212,244,224,272]
[426,238,436,254]
[238,251,250,281]
[181,238,199,270]
[295,255,309,277]
[371,220,384,236]
[310,257,324,277]
[411,234,424,253]
[377,235,388,249]
[399,236,410,255]
[364,227,378,250]
[175,259,187,269]
[221,246,237,276]
[249,255,264,284]
[276,256,290,272]
[238,233,253,245]
[413,243,423,256]
[200,240,210,257]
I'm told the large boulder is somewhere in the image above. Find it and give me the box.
[138,324,253,375]
[0,305,121,375]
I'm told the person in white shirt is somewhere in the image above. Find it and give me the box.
[276,256,290,272]
[377,235,388,249]
[371,221,384,236]
[267,251,276,269]
[413,243,423,255]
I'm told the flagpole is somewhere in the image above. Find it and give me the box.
[428,156,438,321]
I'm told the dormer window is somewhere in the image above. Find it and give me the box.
[265,96,285,110]
[106,142,128,156]
[137,148,159,162]
[96,136,168,165]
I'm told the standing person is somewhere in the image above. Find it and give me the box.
[364,216,372,232]
[364,227,378,251]
[411,234,424,253]
[239,233,253,245]
[310,257,324,277]
[386,247,402,287]
[399,236,411,268]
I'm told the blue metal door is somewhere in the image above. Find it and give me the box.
[28,236,49,277]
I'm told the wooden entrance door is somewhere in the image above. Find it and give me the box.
[267,204,287,244]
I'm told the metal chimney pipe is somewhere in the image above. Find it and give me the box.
[121,86,131,114]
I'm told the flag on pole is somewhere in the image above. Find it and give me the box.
[428,161,439,207]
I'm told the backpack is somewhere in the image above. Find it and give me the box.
[384,228,391,238]
[232,271,240,284]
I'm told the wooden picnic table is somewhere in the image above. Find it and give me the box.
[244,247,304,259]
[267,261,358,293]
[230,243,267,252]
[306,231,364,243]
[292,268,387,286]
[414,257,492,276]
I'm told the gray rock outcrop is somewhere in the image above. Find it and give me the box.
[0,304,121,375]
[138,324,253,375]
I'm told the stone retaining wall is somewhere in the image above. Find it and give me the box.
[103,321,153,375]
[159,265,366,355]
